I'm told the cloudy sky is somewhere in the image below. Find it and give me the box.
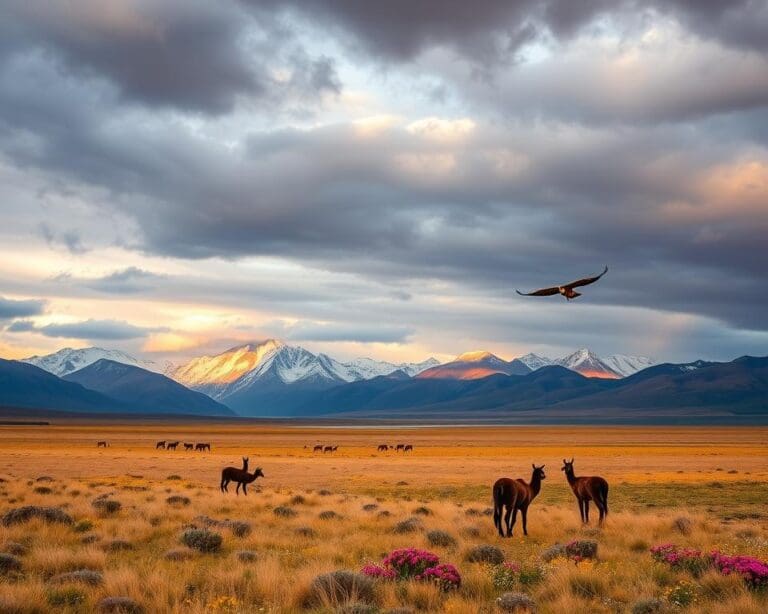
[1,0,767,366]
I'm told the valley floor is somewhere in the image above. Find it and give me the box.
[1,424,767,612]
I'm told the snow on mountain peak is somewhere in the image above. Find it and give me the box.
[23,347,159,377]
[172,339,284,387]
[517,353,554,371]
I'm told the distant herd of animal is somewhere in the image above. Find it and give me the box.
[95,440,608,533]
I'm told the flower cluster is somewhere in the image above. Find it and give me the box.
[382,548,440,579]
[664,580,698,608]
[416,563,462,591]
[650,543,708,576]
[710,551,768,589]
[360,563,396,580]
[362,548,461,591]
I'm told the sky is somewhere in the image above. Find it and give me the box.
[0,0,767,366]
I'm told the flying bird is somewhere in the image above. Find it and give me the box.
[516,266,608,301]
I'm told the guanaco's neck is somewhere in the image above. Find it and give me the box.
[530,471,542,498]
[565,469,577,485]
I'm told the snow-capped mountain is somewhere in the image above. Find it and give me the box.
[23,347,161,377]
[602,354,656,377]
[517,353,555,371]
[556,348,621,379]
[417,350,531,380]
[171,340,440,397]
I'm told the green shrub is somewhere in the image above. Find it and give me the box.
[180,529,222,553]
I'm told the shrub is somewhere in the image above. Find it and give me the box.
[565,539,598,561]
[383,548,440,579]
[338,603,378,614]
[47,587,87,608]
[318,489,332,496]
[296,527,317,538]
[236,550,258,562]
[392,518,422,534]
[672,517,693,535]
[166,475,182,481]
[291,495,306,505]
[319,510,341,520]
[181,529,222,553]
[228,521,251,537]
[0,553,22,575]
[97,596,145,613]
[710,551,768,589]
[630,598,665,614]
[540,543,566,562]
[49,569,104,586]
[34,486,53,494]
[362,503,378,511]
[273,506,297,518]
[416,563,461,591]
[36,476,54,482]
[164,549,195,561]
[73,519,94,533]
[305,570,377,607]
[426,530,457,548]
[102,539,133,552]
[166,495,190,507]
[412,506,432,516]
[466,544,504,565]
[650,544,709,577]
[2,505,73,526]
[92,499,121,516]
[496,592,537,613]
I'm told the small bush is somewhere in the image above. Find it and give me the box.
[305,570,377,608]
[296,527,317,538]
[228,520,251,537]
[92,499,121,516]
[664,580,697,608]
[0,553,22,575]
[34,486,53,494]
[672,516,693,535]
[236,550,258,562]
[426,530,457,548]
[49,569,104,586]
[318,489,332,496]
[166,475,182,480]
[362,503,378,511]
[540,543,566,562]
[392,517,422,534]
[97,596,145,613]
[164,548,195,561]
[466,544,504,565]
[102,539,133,552]
[166,495,190,507]
[496,592,537,613]
[412,506,432,516]
[81,534,100,545]
[2,505,73,526]
[319,510,341,520]
[36,476,54,482]
[273,506,297,518]
[47,587,87,608]
[290,495,306,505]
[565,539,598,561]
[73,519,94,533]
[181,529,222,553]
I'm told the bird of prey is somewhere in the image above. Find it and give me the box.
[516,266,608,301]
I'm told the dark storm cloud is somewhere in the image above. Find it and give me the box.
[0,297,46,320]
[1,0,339,114]
[253,0,768,63]
[11,318,165,340]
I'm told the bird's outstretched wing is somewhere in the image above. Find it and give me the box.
[516,286,560,297]
[564,266,608,290]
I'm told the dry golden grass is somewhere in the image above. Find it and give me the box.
[0,423,767,612]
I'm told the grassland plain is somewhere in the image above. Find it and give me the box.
[0,424,767,613]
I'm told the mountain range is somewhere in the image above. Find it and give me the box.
[4,341,765,422]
